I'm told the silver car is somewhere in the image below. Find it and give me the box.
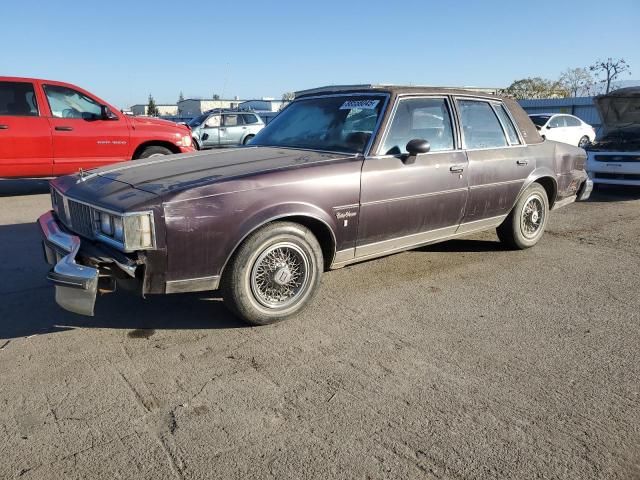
[188,110,264,149]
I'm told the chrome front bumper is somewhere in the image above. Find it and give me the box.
[38,211,99,316]
[577,177,593,201]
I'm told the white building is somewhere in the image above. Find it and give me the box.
[130,104,179,116]
[177,98,245,117]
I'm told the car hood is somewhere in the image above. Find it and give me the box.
[130,116,188,132]
[595,87,640,130]
[88,147,354,198]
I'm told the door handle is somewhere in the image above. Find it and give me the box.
[55,126,73,131]
[516,159,529,166]
[242,127,247,130]
[450,165,465,173]
[0,125,8,130]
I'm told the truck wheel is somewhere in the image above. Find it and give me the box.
[243,135,255,145]
[496,183,549,250]
[137,146,173,159]
[221,222,323,326]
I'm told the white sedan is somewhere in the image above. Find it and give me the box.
[529,113,596,148]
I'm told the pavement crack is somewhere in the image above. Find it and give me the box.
[117,371,158,413]
[0,340,10,350]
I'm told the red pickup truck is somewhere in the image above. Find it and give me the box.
[0,76,195,178]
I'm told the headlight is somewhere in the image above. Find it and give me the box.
[100,212,113,235]
[176,134,191,147]
[94,210,155,251]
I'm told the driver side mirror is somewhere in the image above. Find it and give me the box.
[546,124,553,129]
[403,138,430,164]
[100,105,116,120]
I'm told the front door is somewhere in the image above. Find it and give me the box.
[0,80,53,177]
[456,99,534,225]
[43,84,130,175]
[201,114,221,147]
[220,113,246,145]
[356,96,468,258]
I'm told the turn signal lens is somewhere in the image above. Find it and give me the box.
[100,212,113,235]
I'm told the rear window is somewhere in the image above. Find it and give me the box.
[494,104,521,145]
[242,114,260,124]
[0,81,39,116]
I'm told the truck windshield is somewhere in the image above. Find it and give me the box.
[250,95,385,154]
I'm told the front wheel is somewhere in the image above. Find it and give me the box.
[137,146,172,159]
[578,135,590,148]
[243,134,255,145]
[497,183,549,249]
[221,222,323,325]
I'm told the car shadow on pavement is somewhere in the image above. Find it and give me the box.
[587,185,640,203]
[0,222,247,340]
[0,178,51,197]
[417,239,504,253]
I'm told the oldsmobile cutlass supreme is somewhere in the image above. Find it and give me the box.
[39,85,593,325]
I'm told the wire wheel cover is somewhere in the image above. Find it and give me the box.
[250,242,311,309]
[521,194,545,239]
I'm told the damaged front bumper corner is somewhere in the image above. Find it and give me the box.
[38,211,99,316]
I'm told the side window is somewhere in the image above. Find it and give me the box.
[0,81,39,116]
[458,100,508,149]
[493,104,521,145]
[565,116,581,127]
[44,85,102,119]
[548,116,564,128]
[242,114,259,124]
[382,97,454,155]
[204,115,220,127]
[223,114,242,127]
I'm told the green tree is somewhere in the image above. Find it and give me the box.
[178,91,185,102]
[590,58,631,94]
[503,77,569,100]
[147,94,159,116]
[559,68,595,97]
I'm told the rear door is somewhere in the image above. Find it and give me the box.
[0,80,53,177]
[43,83,130,175]
[457,98,533,225]
[546,115,567,143]
[564,115,583,145]
[220,114,245,145]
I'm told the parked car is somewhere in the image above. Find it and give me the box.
[585,87,640,187]
[0,76,194,178]
[529,113,596,148]
[188,110,264,149]
[38,85,592,325]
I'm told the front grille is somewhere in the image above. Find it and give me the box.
[67,200,95,238]
[594,155,640,162]
[50,187,96,239]
[595,172,640,181]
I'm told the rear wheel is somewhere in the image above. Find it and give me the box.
[497,183,549,249]
[243,134,255,145]
[221,222,323,326]
[137,146,173,159]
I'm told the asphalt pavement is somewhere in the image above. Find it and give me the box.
[0,179,638,479]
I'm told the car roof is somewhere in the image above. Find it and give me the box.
[294,84,503,101]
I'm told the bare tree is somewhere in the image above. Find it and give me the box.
[281,92,295,101]
[590,58,631,93]
[559,68,595,97]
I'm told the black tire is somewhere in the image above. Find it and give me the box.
[221,222,323,326]
[192,138,200,150]
[578,136,590,148]
[497,183,549,250]
[137,146,173,159]
[243,135,255,145]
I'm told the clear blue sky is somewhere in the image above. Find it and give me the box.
[1,0,638,108]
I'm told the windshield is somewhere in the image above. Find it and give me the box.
[529,115,550,127]
[188,113,208,127]
[250,95,386,154]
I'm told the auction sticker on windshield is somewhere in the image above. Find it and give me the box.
[340,99,380,110]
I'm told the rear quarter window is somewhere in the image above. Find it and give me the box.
[0,81,39,116]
